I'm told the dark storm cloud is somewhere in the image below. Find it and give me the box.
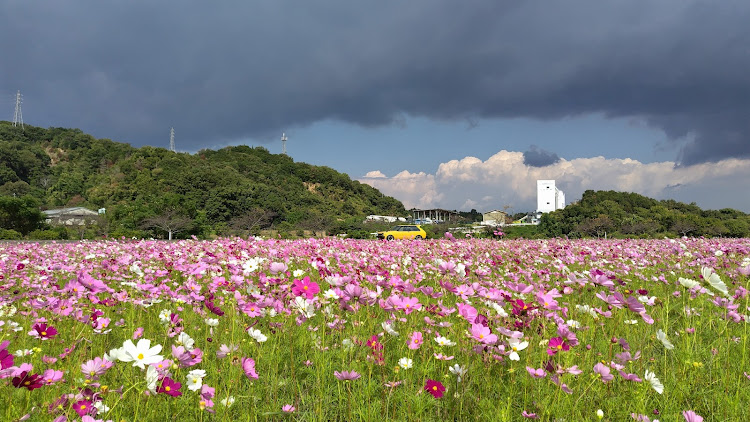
[2,0,749,164]
[523,145,560,167]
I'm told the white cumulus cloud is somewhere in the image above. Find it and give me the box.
[360,151,750,212]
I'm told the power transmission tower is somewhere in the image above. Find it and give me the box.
[169,127,175,152]
[281,132,288,155]
[13,90,23,128]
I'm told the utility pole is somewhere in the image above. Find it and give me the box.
[13,90,23,129]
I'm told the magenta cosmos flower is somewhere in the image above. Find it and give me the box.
[292,277,319,299]
[73,399,94,416]
[12,371,44,390]
[547,337,570,355]
[334,370,361,381]
[158,377,183,397]
[424,379,446,398]
[29,323,58,340]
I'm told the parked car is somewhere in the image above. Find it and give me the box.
[376,225,427,240]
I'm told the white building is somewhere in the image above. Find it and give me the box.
[537,180,565,213]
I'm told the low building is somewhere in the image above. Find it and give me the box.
[481,210,508,226]
[410,208,462,224]
[43,207,100,226]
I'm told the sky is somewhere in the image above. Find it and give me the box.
[2,0,750,213]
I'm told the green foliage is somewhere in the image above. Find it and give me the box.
[0,194,46,235]
[2,123,407,239]
[0,228,22,239]
[540,190,750,238]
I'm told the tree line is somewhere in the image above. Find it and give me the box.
[0,122,406,239]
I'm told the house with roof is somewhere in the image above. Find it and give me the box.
[43,207,100,226]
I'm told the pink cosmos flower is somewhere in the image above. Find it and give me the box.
[282,404,296,413]
[133,327,144,339]
[242,357,259,380]
[216,344,238,359]
[409,331,423,350]
[398,296,421,314]
[424,379,445,398]
[292,276,319,299]
[269,262,287,274]
[682,410,703,422]
[433,353,454,360]
[522,411,539,419]
[81,357,113,380]
[42,369,64,385]
[470,324,498,345]
[593,363,614,383]
[525,367,546,379]
[334,370,361,381]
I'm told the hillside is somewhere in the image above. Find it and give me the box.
[538,190,750,238]
[0,122,406,238]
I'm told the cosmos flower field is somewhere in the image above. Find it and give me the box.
[1,237,749,421]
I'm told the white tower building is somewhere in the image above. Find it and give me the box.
[537,180,565,213]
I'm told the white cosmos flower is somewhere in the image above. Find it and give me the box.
[398,357,413,370]
[293,269,305,278]
[701,267,729,296]
[205,318,219,327]
[508,338,529,361]
[644,370,664,394]
[119,339,164,369]
[656,329,675,350]
[93,400,110,414]
[323,289,340,300]
[221,396,236,407]
[158,310,172,324]
[434,336,456,347]
[449,364,468,382]
[293,296,316,318]
[186,369,206,392]
[176,332,195,350]
[248,328,268,343]
[382,321,399,336]
[145,365,159,394]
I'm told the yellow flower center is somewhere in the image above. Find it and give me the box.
[90,371,95,376]
[479,334,484,339]
[303,286,308,290]
[556,345,562,350]
[165,386,171,392]
[41,331,47,336]
[80,405,87,410]
[138,353,144,360]
[432,386,438,391]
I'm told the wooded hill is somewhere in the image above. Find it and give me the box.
[538,190,750,238]
[0,122,406,238]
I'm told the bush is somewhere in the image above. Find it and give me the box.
[0,228,22,239]
[27,227,68,240]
